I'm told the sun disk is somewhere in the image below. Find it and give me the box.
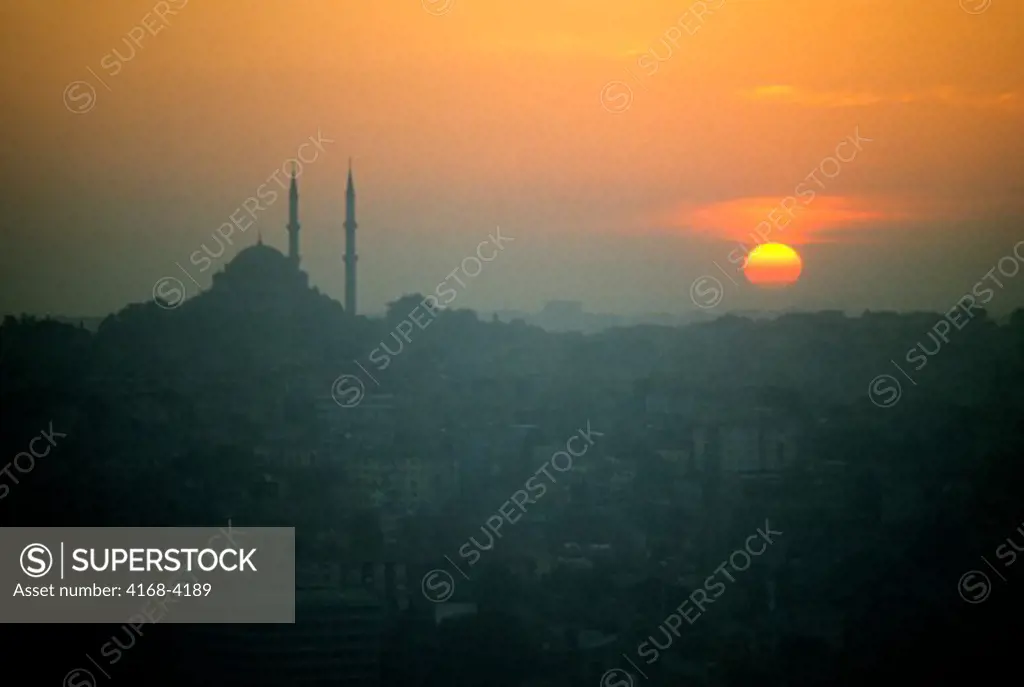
[743,243,803,287]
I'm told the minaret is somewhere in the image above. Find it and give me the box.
[344,158,358,315]
[287,163,300,263]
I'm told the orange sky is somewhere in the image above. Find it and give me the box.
[1,0,1023,315]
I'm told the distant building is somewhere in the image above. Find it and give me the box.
[194,562,408,686]
[343,159,359,315]
[194,587,383,686]
[643,383,803,475]
[540,299,583,318]
[205,158,360,314]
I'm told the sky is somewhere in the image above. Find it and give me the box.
[1,0,1023,317]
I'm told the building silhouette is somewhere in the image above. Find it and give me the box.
[344,159,358,315]
[287,163,300,264]
[224,158,359,314]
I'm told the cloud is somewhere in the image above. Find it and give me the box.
[652,189,1024,248]
[740,85,1024,111]
[653,195,909,246]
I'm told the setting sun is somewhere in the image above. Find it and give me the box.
[743,243,803,287]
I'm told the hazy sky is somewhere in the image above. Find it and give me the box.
[2,0,1023,316]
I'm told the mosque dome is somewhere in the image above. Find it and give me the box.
[225,242,290,274]
[212,239,308,291]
